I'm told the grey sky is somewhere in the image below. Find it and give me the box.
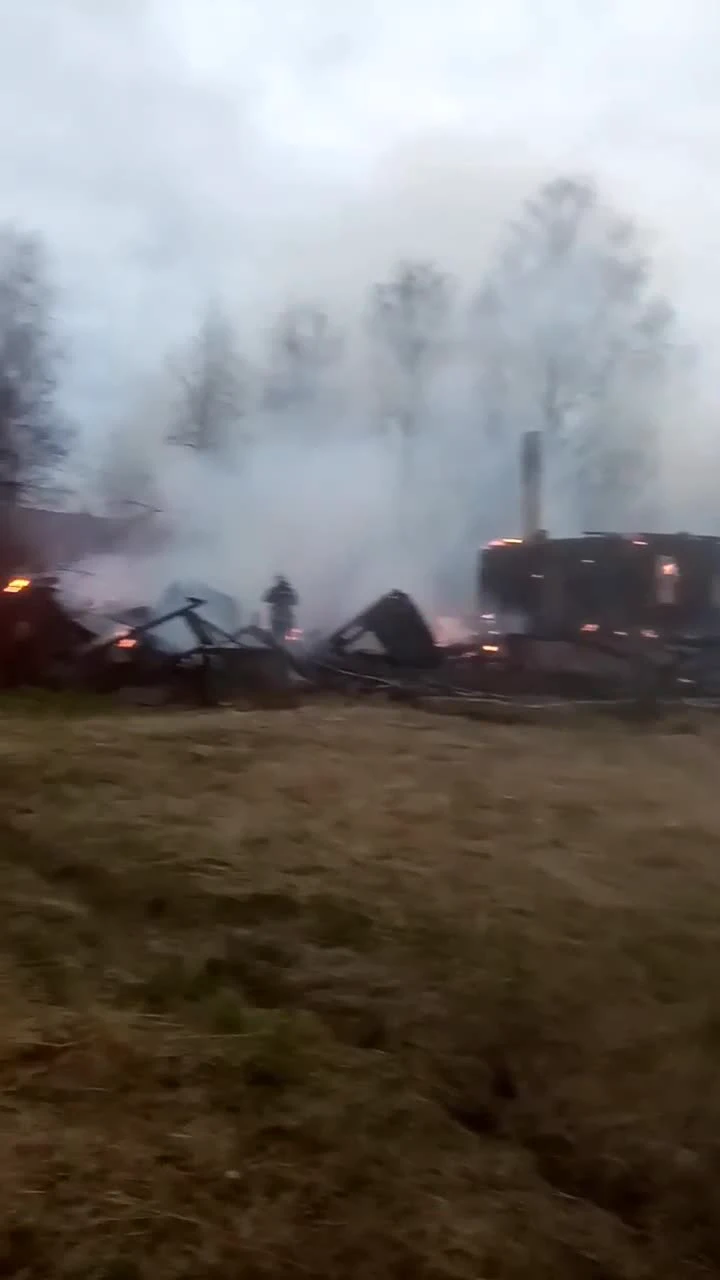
[1,0,719,432]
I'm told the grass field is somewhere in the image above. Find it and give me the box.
[1,699,720,1279]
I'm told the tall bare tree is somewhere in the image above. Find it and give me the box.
[471,177,677,527]
[0,226,68,501]
[96,428,160,517]
[367,260,452,459]
[167,302,247,454]
[263,304,343,416]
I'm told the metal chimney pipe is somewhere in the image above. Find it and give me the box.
[520,429,542,539]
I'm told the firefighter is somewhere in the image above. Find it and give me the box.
[263,575,298,644]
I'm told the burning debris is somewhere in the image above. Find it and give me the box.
[2,438,720,712]
[0,573,303,704]
[0,560,716,713]
[75,580,308,705]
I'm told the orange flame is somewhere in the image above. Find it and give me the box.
[3,577,31,594]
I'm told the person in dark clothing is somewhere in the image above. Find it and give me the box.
[263,575,298,643]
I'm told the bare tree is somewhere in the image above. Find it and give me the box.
[367,260,452,456]
[0,226,68,501]
[263,304,343,415]
[96,430,160,516]
[94,371,173,516]
[471,177,677,527]
[167,302,247,454]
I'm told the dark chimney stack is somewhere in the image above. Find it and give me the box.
[521,430,542,539]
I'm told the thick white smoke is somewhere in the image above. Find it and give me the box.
[67,415,506,629]
[64,304,703,635]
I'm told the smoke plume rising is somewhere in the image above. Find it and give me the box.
[3,1,719,622]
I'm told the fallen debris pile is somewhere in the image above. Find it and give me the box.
[0,573,718,717]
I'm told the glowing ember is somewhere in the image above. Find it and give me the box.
[116,635,137,650]
[3,576,31,594]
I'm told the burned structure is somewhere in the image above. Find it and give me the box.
[319,591,439,670]
[1,429,720,708]
[480,531,720,640]
[473,431,720,697]
[0,572,306,702]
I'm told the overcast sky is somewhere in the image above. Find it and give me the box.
[0,0,719,433]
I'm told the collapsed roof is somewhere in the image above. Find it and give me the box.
[140,581,243,654]
[320,590,439,668]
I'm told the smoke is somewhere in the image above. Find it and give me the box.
[70,365,706,634]
[6,1,718,622]
[64,196,700,632]
[68,407,504,628]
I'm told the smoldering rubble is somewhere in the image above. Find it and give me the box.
[0,563,714,722]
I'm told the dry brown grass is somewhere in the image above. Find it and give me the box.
[0,698,720,1278]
